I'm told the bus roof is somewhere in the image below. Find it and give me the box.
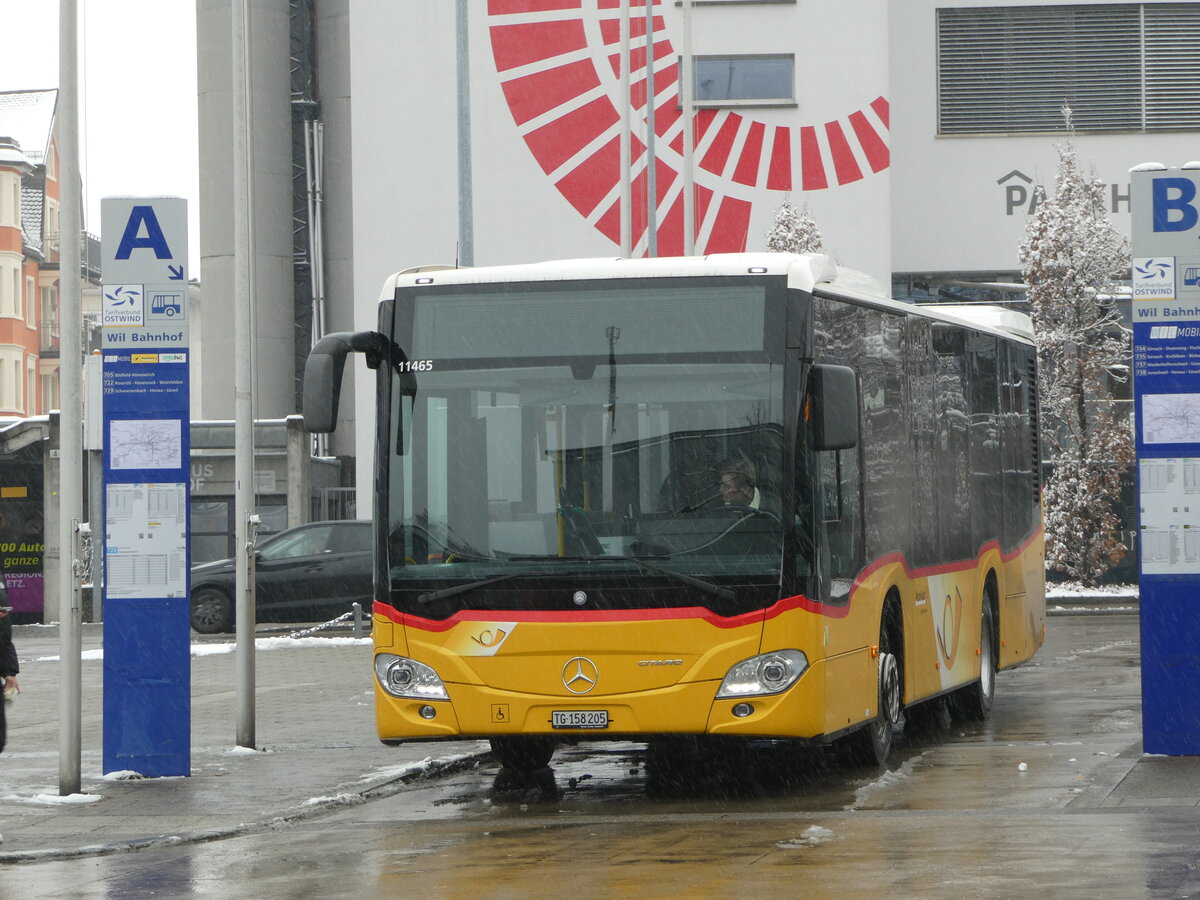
[381,253,1034,346]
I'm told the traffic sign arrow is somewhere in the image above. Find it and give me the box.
[167,264,184,280]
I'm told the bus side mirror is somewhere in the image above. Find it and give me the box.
[303,330,389,433]
[810,364,858,451]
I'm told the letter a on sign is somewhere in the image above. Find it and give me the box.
[115,205,173,259]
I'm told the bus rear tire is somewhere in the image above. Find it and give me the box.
[952,586,997,721]
[490,736,557,771]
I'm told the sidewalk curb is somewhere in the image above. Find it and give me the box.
[0,749,492,865]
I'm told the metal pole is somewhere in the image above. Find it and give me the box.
[681,0,696,256]
[456,0,474,266]
[232,0,256,750]
[619,0,632,256]
[645,0,657,257]
[57,0,83,796]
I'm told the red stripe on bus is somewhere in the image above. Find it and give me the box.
[376,593,853,634]
[375,527,1042,632]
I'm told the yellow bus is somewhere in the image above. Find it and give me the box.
[304,253,1044,770]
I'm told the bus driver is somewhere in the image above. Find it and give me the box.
[718,457,780,516]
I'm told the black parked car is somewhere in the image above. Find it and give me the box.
[190,520,372,633]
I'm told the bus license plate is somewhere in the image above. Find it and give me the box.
[552,710,609,730]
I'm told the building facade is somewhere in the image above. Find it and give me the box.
[196,1,1200,514]
[0,89,64,419]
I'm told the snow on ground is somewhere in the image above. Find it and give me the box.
[2,791,103,806]
[776,825,838,849]
[1046,583,1138,598]
[845,753,924,811]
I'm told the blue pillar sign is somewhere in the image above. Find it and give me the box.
[99,197,191,776]
[1131,168,1200,755]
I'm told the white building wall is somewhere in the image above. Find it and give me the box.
[890,0,1200,275]
[197,0,297,420]
[349,0,892,508]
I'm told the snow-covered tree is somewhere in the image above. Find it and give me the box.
[766,198,823,254]
[1018,107,1132,586]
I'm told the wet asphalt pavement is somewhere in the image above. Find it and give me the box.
[3,608,1200,898]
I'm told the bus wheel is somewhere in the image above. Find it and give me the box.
[490,736,557,771]
[953,593,997,721]
[840,630,903,767]
[190,588,233,634]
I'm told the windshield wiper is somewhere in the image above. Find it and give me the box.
[415,572,523,605]
[593,555,735,601]
[415,556,735,604]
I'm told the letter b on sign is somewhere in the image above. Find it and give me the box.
[1153,178,1200,233]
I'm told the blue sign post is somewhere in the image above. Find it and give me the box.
[1130,167,1200,755]
[99,197,191,776]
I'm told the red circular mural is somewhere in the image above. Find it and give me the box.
[488,0,890,255]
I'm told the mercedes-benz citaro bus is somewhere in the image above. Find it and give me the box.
[303,253,1044,772]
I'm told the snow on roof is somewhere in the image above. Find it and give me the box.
[931,303,1035,341]
[0,89,57,165]
[21,185,44,252]
[382,252,862,297]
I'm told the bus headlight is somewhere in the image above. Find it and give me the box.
[715,650,809,698]
[374,653,449,700]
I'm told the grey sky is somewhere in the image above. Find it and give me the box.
[0,1,200,273]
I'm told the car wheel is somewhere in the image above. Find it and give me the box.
[191,587,233,634]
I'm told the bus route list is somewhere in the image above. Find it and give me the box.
[105,482,188,599]
[1140,457,1200,575]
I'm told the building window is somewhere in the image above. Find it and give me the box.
[0,349,20,411]
[0,174,17,227]
[938,3,1200,134]
[26,359,35,414]
[0,257,16,317]
[693,54,794,105]
[41,372,58,412]
[24,277,35,327]
[44,200,59,252]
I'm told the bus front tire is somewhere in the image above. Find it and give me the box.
[490,736,557,771]
[840,626,903,767]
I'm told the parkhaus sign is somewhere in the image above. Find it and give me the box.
[997,169,1131,217]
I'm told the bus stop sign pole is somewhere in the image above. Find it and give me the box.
[99,197,191,776]
[1130,164,1200,756]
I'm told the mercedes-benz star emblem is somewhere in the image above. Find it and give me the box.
[562,657,599,694]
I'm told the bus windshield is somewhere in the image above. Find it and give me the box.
[383,279,790,612]
[387,358,784,592]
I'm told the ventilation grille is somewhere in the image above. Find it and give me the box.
[938,4,1200,134]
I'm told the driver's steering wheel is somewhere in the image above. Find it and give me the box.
[712,504,782,524]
